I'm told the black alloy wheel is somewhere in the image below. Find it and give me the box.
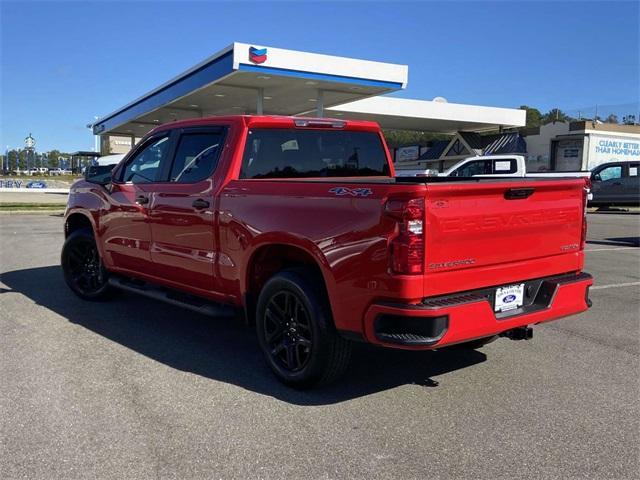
[264,290,314,372]
[61,228,112,300]
[256,268,352,388]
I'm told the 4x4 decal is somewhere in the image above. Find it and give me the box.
[329,187,373,197]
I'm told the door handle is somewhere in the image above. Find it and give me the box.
[192,198,210,209]
[504,188,534,200]
[612,182,622,186]
[135,195,149,205]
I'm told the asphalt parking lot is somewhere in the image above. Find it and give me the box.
[1,213,638,479]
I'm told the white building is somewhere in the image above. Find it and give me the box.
[523,121,640,172]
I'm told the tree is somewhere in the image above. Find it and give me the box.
[18,149,28,170]
[7,149,19,171]
[382,129,448,148]
[47,150,62,168]
[542,108,571,124]
[519,105,542,129]
[604,114,619,124]
[622,114,637,125]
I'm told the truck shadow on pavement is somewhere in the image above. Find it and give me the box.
[2,265,487,406]
[589,208,640,215]
[587,236,639,247]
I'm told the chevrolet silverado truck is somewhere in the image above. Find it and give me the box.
[62,116,593,387]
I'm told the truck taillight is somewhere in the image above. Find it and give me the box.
[385,198,425,275]
[581,181,590,249]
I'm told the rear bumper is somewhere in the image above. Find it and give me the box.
[362,272,593,349]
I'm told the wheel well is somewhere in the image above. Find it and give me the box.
[245,244,328,324]
[65,213,93,238]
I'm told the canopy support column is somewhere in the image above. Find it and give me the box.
[257,88,264,115]
[316,89,324,117]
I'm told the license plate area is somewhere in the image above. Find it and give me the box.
[421,274,571,320]
[494,283,525,312]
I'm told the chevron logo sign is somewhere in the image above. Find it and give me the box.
[249,46,267,64]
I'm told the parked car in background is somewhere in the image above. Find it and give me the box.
[49,168,71,176]
[396,155,591,180]
[26,167,49,176]
[589,161,640,207]
[442,155,525,177]
[394,168,439,178]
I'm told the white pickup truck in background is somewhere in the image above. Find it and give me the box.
[395,155,591,179]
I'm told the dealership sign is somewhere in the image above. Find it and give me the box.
[0,180,49,189]
[0,180,24,188]
[396,145,420,162]
[588,134,640,168]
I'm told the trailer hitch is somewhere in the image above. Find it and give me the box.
[500,326,533,341]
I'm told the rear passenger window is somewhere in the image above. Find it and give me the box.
[170,131,225,183]
[453,160,492,177]
[240,129,390,178]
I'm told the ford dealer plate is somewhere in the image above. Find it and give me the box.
[494,283,525,312]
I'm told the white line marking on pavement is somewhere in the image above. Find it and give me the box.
[591,282,640,290]
[586,247,639,252]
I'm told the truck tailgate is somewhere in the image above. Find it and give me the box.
[424,178,586,279]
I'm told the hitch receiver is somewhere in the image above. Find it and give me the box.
[501,326,533,341]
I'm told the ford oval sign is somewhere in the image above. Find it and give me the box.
[503,294,517,303]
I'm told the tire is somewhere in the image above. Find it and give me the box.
[256,268,351,388]
[452,335,498,350]
[61,227,113,301]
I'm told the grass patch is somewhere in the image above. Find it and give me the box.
[0,203,67,210]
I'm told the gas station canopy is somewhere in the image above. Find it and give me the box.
[327,96,526,133]
[90,42,526,140]
[91,42,408,137]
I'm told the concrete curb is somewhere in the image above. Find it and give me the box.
[0,188,70,193]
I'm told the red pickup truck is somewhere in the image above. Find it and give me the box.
[63,115,593,387]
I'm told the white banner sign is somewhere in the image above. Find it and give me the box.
[588,134,640,169]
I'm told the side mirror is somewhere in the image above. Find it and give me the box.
[593,173,601,182]
[85,165,114,186]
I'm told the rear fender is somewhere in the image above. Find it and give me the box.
[242,233,339,321]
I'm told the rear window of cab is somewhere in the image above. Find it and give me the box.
[240,129,390,178]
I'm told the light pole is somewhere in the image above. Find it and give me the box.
[93,116,99,153]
